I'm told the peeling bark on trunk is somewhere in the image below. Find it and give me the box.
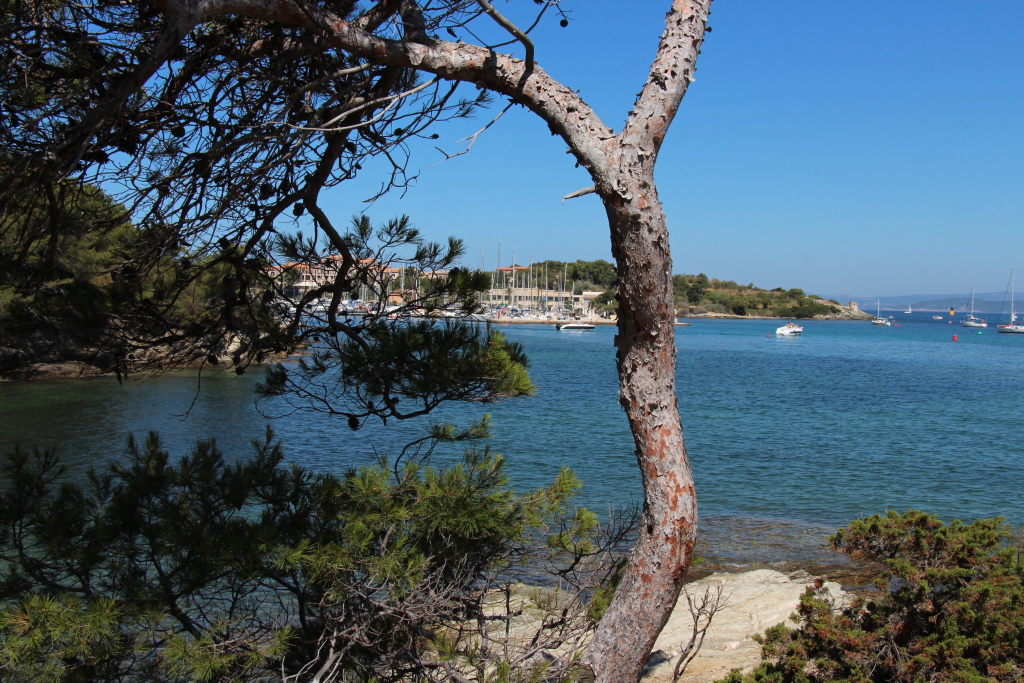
[586,178,697,683]
[582,5,709,678]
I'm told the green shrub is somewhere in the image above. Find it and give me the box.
[720,510,1024,683]
[0,424,623,682]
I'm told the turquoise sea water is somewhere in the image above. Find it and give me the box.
[3,312,1023,565]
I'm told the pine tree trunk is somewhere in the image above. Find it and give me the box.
[584,172,697,683]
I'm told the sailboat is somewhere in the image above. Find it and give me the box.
[871,300,891,326]
[960,286,987,328]
[998,269,1024,334]
[904,303,912,314]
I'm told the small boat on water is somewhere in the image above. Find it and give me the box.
[776,322,803,336]
[932,315,944,320]
[998,269,1024,334]
[555,322,596,331]
[871,300,890,326]
[960,286,987,328]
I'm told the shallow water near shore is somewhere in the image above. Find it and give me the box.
[3,312,1024,566]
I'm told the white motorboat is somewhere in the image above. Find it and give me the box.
[998,269,1024,334]
[932,315,944,320]
[775,322,803,336]
[871,300,890,326]
[555,322,596,331]
[960,286,987,327]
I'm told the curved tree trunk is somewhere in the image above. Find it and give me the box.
[582,4,709,677]
[585,173,697,682]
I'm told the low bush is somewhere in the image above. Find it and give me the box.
[0,423,631,682]
[720,510,1024,682]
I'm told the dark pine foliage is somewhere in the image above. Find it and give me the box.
[0,425,627,682]
[720,510,1024,683]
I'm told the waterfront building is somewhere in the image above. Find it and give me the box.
[485,287,604,315]
[267,256,402,299]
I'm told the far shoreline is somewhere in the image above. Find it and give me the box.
[485,314,873,325]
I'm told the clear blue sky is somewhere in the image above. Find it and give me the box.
[324,1,1024,298]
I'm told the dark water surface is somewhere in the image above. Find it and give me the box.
[3,313,1023,565]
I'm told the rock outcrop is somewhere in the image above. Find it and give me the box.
[642,569,846,683]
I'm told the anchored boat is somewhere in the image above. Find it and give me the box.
[871,300,891,326]
[960,286,987,328]
[998,269,1024,334]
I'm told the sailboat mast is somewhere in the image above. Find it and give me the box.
[562,262,568,312]
[511,251,516,310]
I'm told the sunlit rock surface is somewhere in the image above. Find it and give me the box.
[642,569,846,683]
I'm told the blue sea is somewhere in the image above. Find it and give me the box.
[3,311,1023,565]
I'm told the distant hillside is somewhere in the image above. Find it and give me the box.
[675,275,869,319]
[824,293,1023,313]
[905,297,1020,313]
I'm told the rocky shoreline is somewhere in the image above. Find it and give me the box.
[636,555,881,681]
[681,299,873,322]
[503,561,878,683]
[641,567,856,682]
[0,359,113,381]
[489,299,873,326]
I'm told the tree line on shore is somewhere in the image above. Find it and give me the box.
[673,275,842,318]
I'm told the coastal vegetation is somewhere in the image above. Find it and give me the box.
[0,422,634,683]
[673,275,841,319]
[0,184,131,343]
[722,511,1024,683]
[0,183,257,376]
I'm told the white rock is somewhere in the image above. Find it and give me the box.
[641,569,846,683]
